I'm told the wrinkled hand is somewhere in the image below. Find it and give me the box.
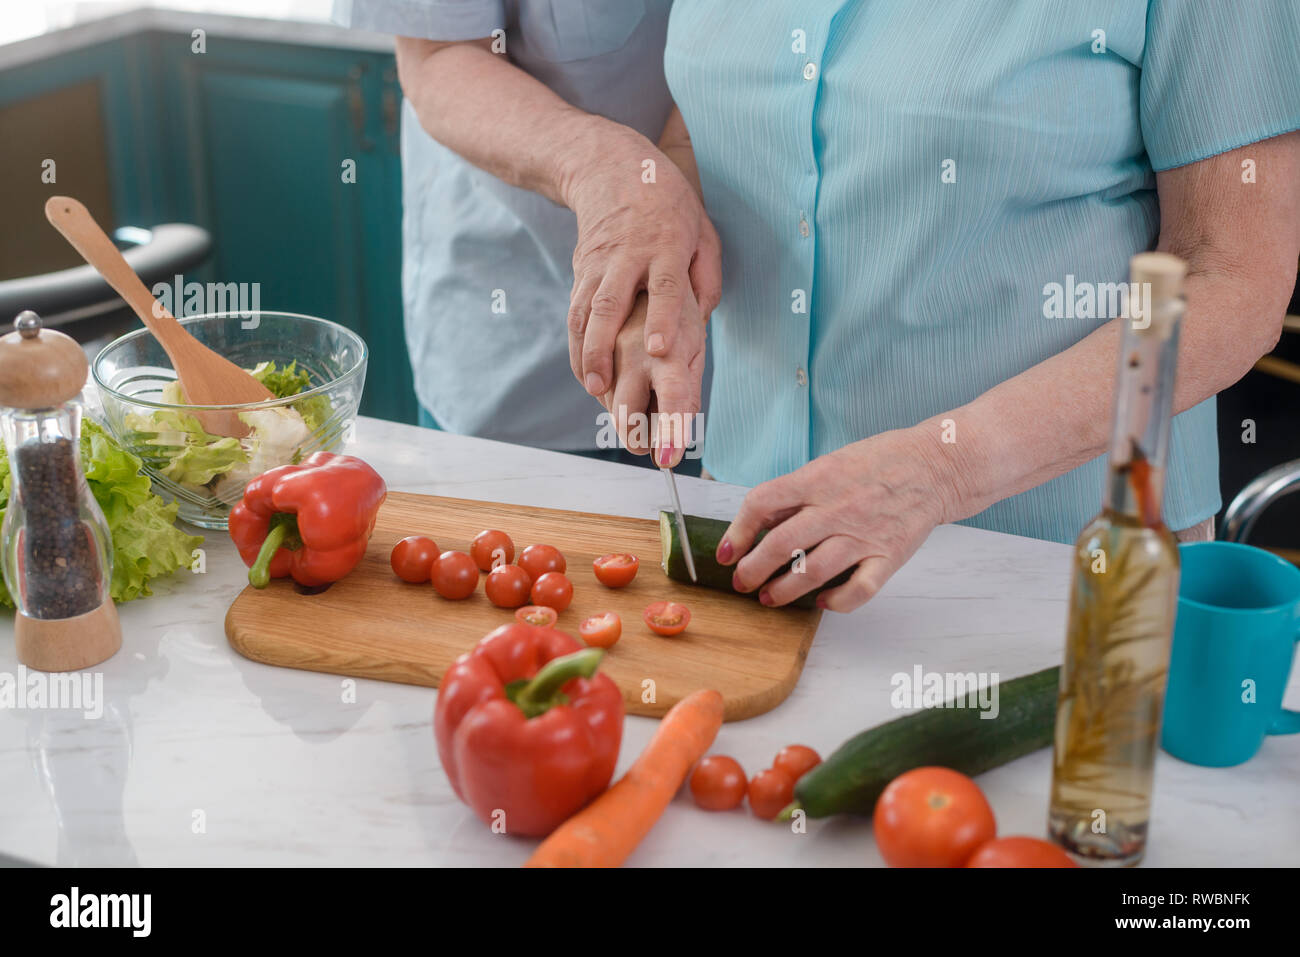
[564,129,721,401]
[716,430,959,612]
[601,290,706,467]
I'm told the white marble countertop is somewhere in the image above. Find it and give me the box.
[0,416,1295,867]
[0,1,391,72]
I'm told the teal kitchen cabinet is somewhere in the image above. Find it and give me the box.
[0,29,415,424]
[152,35,415,424]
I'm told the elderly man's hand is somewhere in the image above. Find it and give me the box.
[562,126,721,405]
[600,289,706,467]
[716,429,961,612]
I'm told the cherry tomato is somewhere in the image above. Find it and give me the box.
[390,535,439,583]
[773,745,822,782]
[593,552,639,588]
[431,550,478,600]
[643,600,690,636]
[873,767,997,868]
[690,756,748,811]
[578,612,622,648]
[470,529,515,572]
[530,572,573,612]
[515,605,558,627]
[965,837,1078,868]
[518,544,566,580]
[747,767,796,820]
[485,564,532,608]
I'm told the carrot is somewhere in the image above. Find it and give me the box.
[524,688,725,868]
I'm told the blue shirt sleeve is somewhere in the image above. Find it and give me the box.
[332,0,505,41]
[1140,0,1300,171]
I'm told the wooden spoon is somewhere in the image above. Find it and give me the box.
[44,196,272,437]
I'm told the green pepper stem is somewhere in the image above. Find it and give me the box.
[249,522,289,588]
[511,648,604,718]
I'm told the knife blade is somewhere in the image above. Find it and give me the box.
[661,466,697,583]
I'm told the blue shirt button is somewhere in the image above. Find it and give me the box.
[802,62,817,81]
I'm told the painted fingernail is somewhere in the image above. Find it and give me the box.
[716,538,733,563]
[815,595,828,610]
[647,333,666,353]
[759,590,774,606]
[732,571,745,592]
[585,372,604,395]
[658,443,676,467]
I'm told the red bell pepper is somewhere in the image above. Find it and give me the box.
[229,451,387,588]
[435,622,624,837]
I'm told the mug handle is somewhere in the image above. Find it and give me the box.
[1268,624,1300,736]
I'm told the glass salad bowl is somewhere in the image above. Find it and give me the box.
[93,311,368,529]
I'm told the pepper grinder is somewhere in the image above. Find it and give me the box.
[0,310,121,671]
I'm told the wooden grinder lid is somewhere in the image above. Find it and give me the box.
[0,311,88,408]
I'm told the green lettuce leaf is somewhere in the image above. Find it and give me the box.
[251,360,332,432]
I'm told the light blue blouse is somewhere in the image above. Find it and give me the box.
[665,0,1300,542]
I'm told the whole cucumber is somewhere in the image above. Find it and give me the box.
[788,666,1060,818]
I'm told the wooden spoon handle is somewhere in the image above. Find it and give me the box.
[44,197,186,353]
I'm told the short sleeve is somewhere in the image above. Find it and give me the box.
[1140,0,1300,171]
[332,0,505,41]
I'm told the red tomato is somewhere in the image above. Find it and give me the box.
[515,605,558,627]
[593,552,639,588]
[431,551,478,600]
[578,612,622,648]
[773,745,822,782]
[518,544,566,580]
[530,572,573,612]
[690,756,748,811]
[390,536,438,583]
[470,529,515,572]
[873,767,997,868]
[966,837,1078,868]
[485,564,532,608]
[748,767,796,820]
[643,600,690,636]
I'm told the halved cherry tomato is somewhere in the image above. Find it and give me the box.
[515,605,558,627]
[773,745,822,782]
[470,529,515,572]
[578,612,622,648]
[518,544,566,580]
[690,756,748,811]
[965,837,1077,868]
[873,767,997,868]
[530,572,573,612]
[643,600,690,636]
[431,550,478,600]
[593,552,639,588]
[485,564,532,608]
[748,767,795,820]
[390,535,438,583]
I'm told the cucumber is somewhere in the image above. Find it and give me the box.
[788,665,1060,818]
[659,511,851,610]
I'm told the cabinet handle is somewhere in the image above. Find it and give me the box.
[347,64,374,152]
[382,86,399,138]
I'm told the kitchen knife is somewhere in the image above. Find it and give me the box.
[661,466,697,583]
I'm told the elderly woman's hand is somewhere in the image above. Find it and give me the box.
[717,428,961,612]
[561,124,721,402]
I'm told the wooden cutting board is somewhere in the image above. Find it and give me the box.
[225,492,823,721]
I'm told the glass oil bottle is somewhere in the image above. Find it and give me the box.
[1047,253,1187,866]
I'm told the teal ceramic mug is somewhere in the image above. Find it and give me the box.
[1162,541,1300,767]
